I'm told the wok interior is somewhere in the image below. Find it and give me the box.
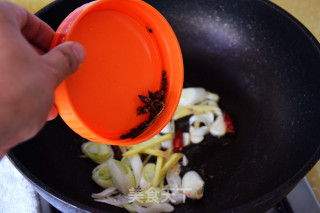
[10,0,320,212]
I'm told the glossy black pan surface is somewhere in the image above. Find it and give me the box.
[8,0,320,212]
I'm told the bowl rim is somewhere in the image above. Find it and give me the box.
[51,0,184,146]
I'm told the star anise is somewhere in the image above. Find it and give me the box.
[121,70,167,139]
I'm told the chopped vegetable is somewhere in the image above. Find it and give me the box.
[178,87,207,106]
[81,142,113,163]
[160,120,175,134]
[82,87,234,213]
[109,159,136,194]
[189,112,213,143]
[166,164,185,204]
[206,91,220,102]
[160,121,174,149]
[121,157,132,169]
[141,148,169,158]
[128,155,143,186]
[94,194,129,207]
[143,163,156,182]
[122,134,173,157]
[143,155,152,165]
[92,163,114,188]
[182,171,204,200]
[172,106,193,120]
[140,163,156,190]
[153,156,164,188]
[161,153,183,176]
[125,202,174,213]
[166,164,181,189]
[173,104,221,120]
[92,187,118,199]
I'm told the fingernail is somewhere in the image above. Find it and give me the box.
[72,43,86,66]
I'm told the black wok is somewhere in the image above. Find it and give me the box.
[8,0,320,212]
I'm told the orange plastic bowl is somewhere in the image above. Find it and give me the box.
[51,0,184,145]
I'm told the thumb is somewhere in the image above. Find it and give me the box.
[42,41,85,87]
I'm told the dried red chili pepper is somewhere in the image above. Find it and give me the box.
[173,128,183,152]
[223,112,235,133]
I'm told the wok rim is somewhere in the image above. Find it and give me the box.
[8,0,320,212]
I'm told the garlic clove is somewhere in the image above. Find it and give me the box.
[182,171,204,200]
[210,114,226,136]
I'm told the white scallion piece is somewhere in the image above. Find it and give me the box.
[160,120,175,134]
[126,202,174,213]
[109,159,136,194]
[81,142,113,163]
[94,194,129,208]
[178,88,207,106]
[128,155,143,186]
[166,164,185,204]
[92,163,114,188]
[140,163,156,190]
[161,120,175,149]
[189,112,214,143]
[161,139,173,149]
[206,91,220,102]
[91,187,118,199]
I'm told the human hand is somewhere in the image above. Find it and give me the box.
[0,2,86,158]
